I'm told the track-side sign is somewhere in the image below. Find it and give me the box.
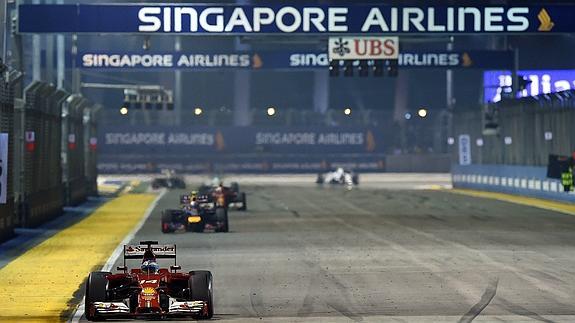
[328,37,398,60]
[18,4,572,34]
[0,133,7,204]
[99,126,383,154]
[458,134,472,166]
[78,51,512,70]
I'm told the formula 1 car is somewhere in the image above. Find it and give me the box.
[161,194,229,233]
[151,177,186,190]
[84,241,213,321]
[198,180,247,211]
[151,170,186,190]
[316,168,359,186]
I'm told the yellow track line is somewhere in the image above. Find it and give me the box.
[448,188,575,216]
[0,193,157,322]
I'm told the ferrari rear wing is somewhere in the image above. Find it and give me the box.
[122,241,176,264]
[118,241,179,270]
[124,244,176,259]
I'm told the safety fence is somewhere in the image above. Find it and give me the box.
[452,164,575,203]
[452,91,575,167]
[0,72,18,240]
[0,78,99,241]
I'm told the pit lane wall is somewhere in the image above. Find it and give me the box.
[452,164,575,203]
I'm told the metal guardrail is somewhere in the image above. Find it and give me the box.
[452,164,575,204]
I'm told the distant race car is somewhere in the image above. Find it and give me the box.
[151,169,186,190]
[198,179,247,211]
[84,241,213,321]
[151,177,186,190]
[161,193,229,233]
[316,168,359,186]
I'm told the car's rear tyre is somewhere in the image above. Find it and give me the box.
[161,210,175,233]
[230,182,239,193]
[187,221,205,233]
[188,271,214,320]
[215,208,229,233]
[238,192,247,211]
[316,174,324,184]
[352,174,359,185]
[172,178,186,189]
[85,271,111,321]
[198,185,211,195]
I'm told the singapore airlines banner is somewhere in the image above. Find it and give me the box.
[99,126,382,155]
[19,4,572,34]
[98,126,385,173]
[78,51,513,70]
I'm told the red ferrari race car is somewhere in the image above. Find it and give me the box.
[198,181,247,211]
[84,241,213,321]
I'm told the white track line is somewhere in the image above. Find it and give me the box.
[68,189,166,323]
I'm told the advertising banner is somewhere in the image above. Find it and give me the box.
[98,126,385,173]
[328,37,398,60]
[78,50,513,70]
[0,133,8,204]
[99,126,383,155]
[19,4,573,34]
[98,155,386,174]
[484,69,575,103]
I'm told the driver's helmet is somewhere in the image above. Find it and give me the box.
[335,167,345,176]
[188,205,199,215]
[141,259,159,274]
[190,191,198,201]
[141,250,159,274]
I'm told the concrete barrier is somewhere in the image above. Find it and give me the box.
[452,164,575,203]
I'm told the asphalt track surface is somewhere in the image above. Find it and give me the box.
[80,178,575,322]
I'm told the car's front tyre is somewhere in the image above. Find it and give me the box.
[188,271,214,319]
[85,271,111,321]
[215,208,229,233]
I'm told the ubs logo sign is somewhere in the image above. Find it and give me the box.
[328,37,398,60]
[331,38,351,57]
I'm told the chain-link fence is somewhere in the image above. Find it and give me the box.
[453,92,575,166]
[0,78,100,241]
[84,105,100,196]
[0,72,18,240]
[63,95,89,206]
[20,82,64,226]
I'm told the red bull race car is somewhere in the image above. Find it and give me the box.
[161,193,229,233]
[84,241,213,321]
